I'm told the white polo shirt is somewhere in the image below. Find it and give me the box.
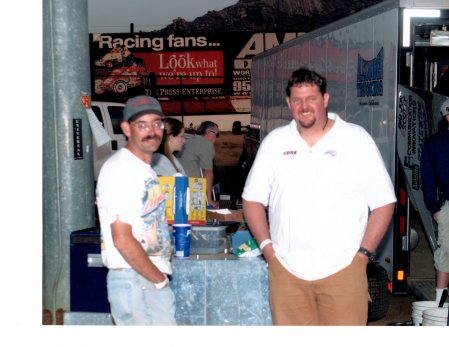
[242,113,396,280]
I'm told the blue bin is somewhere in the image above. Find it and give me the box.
[70,228,110,313]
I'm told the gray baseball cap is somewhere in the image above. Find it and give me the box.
[123,95,165,122]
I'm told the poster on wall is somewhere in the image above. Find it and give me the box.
[90,32,303,115]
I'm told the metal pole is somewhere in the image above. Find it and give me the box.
[43,0,95,321]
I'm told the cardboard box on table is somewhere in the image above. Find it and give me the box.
[159,175,207,225]
[206,209,244,222]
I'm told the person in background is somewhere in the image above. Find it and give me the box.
[177,121,220,209]
[96,95,176,325]
[152,117,187,176]
[242,67,396,325]
[434,67,449,97]
[420,99,449,303]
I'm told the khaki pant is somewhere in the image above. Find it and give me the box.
[268,254,369,325]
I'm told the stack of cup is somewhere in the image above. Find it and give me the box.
[411,301,449,326]
[172,175,191,258]
[173,224,191,258]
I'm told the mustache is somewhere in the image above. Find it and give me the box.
[142,135,162,142]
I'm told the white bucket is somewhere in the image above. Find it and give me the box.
[422,308,448,326]
[411,313,423,326]
[422,319,447,326]
[411,301,449,326]
[422,318,447,326]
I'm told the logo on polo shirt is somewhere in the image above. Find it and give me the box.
[324,149,337,156]
[283,150,297,156]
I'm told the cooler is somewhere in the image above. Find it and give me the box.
[190,225,227,254]
[70,227,110,313]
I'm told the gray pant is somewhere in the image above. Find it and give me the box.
[435,201,449,273]
[107,268,177,325]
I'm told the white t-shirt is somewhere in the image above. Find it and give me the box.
[242,113,396,280]
[96,148,172,274]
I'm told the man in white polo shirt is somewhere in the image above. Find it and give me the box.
[242,67,396,325]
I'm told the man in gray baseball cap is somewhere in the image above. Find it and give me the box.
[96,95,177,325]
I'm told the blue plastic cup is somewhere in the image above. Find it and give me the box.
[174,176,188,224]
[173,224,191,258]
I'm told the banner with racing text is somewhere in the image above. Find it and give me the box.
[90,32,303,115]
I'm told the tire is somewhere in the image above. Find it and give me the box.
[367,261,389,322]
[112,80,128,93]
